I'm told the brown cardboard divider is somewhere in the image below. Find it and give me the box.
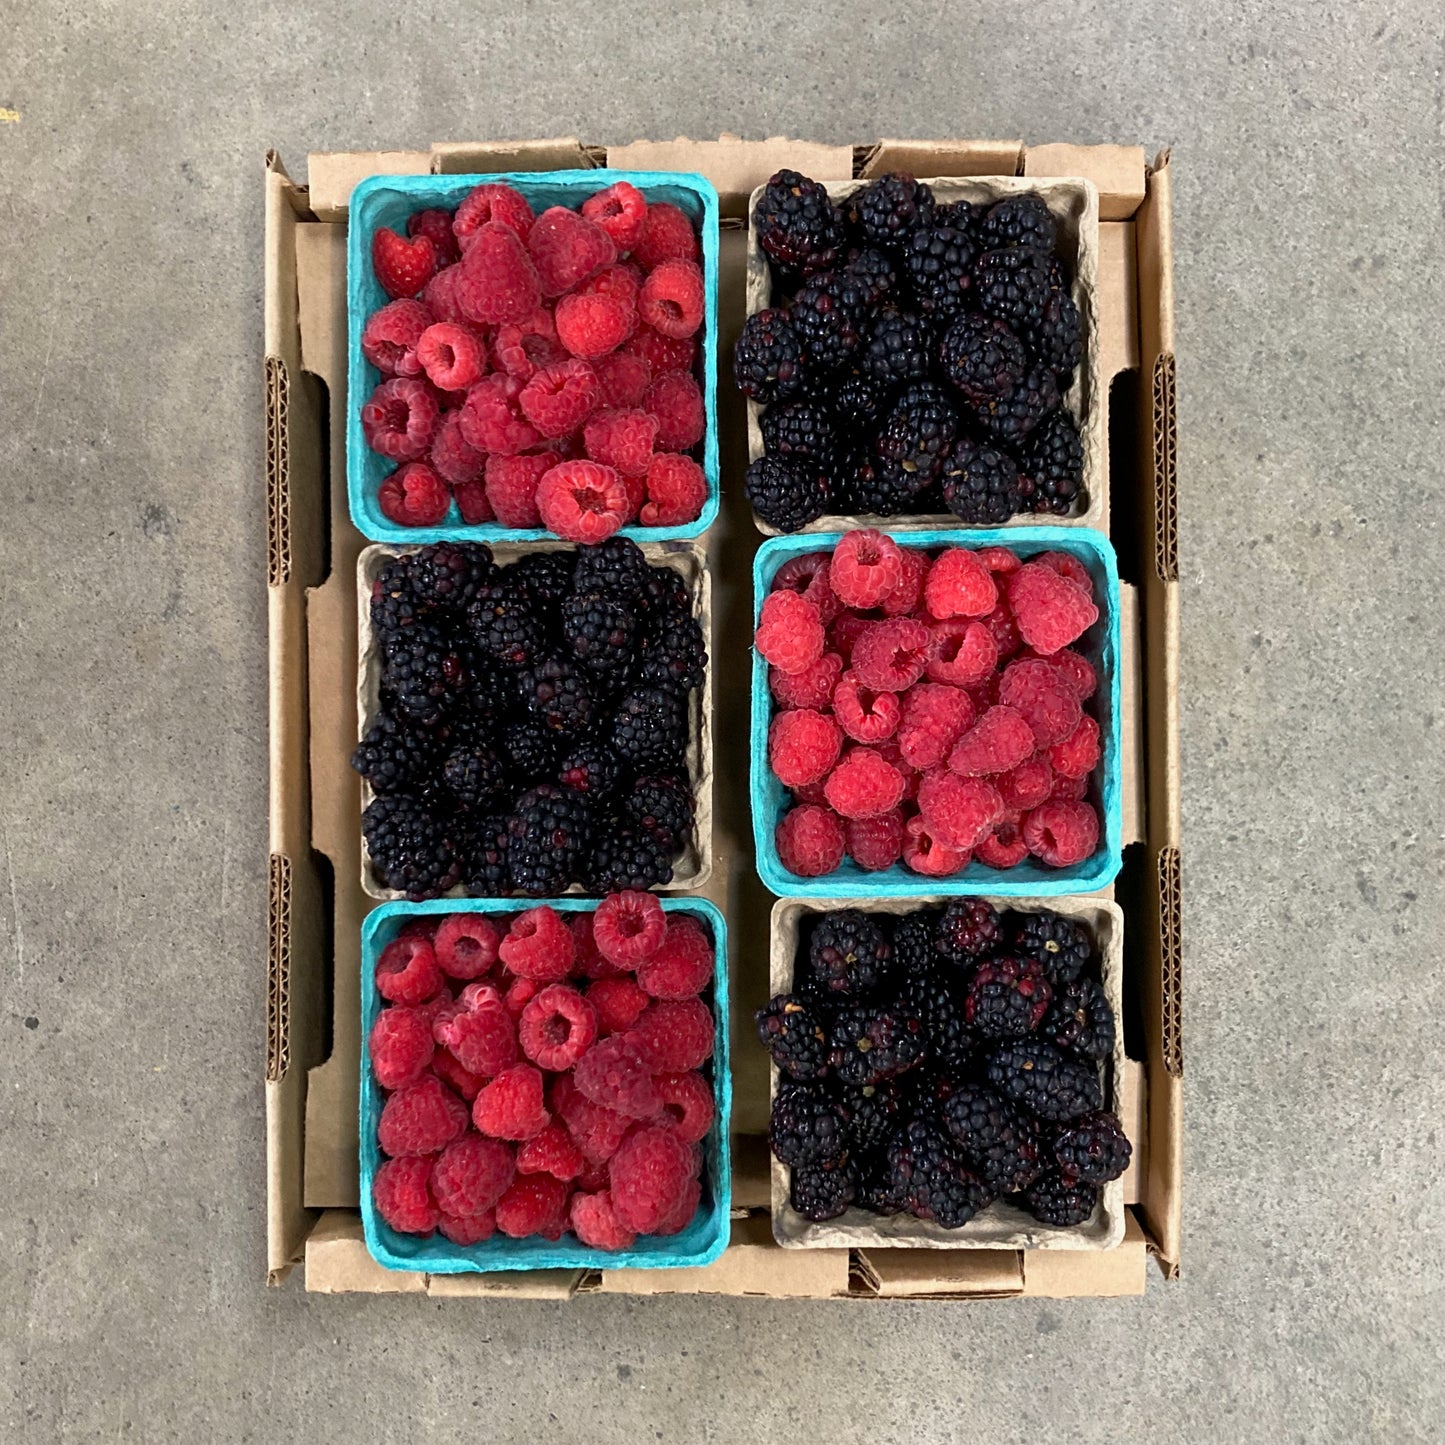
[1025,144,1147,221]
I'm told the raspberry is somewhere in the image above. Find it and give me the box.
[917,771,1004,849]
[495,1173,569,1239]
[421,263,466,324]
[833,672,901,744]
[376,935,444,1006]
[768,708,843,788]
[829,612,873,661]
[948,704,1037,776]
[998,658,1083,746]
[499,905,575,982]
[1053,771,1089,802]
[584,408,658,477]
[636,916,714,1000]
[369,1005,437,1090]
[454,182,536,249]
[569,1190,636,1250]
[650,1071,713,1144]
[775,804,846,877]
[901,813,969,876]
[881,547,929,616]
[378,462,451,528]
[588,976,651,1035]
[362,299,432,377]
[552,1074,632,1162]
[593,890,666,966]
[431,1134,516,1216]
[924,617,998,686]
[767,653,841,712]
[485,451,556,529]
[981,603,1023,660]
[824,747,907,819]
[609,1124,694,1233]
[772,553,843,624]
[567,911,617,979]
[555,291,634,360]
[1048,715,1102,780]
[362,377,440,462]
[1045,648,1098,700]
[654,1175,702,1236]
[516,1121,585,1181]
[493,307,567,380]
[407,208,461,266]
[1007,562,1100,655]
[582,181,648,251]
[455,222,542,325]
[627,997,714,1071]
[976,821,1030,869]
[595,350,652,409]
[372,1155,440,1234]
[1023,800,1100,867]
[625,324,697,376]
[431,1047,484,1101]
[998,754,1055,810]
[472,1063,550,1140]
[459,373,542,455]
[574,1035,660,1118]
[439,1210,496,1245]
[632,202,700,270]
[517,984,598,1071]
[378,1075,469,1157]
[536,460,630,544]
[434,913,501,980]
[851,618,931,693]
[434,984,518,1077]
[372,226,436,300]
[845,810,906,871]
[925,548,998,619]
[897,682,975,769]
[977,546,1022,575]
[429,409,486,486]
[417,322,486,392]
[620,472,646,522]
[512,358,599,437]
[1037,550,1094,596]
[640,453,707,526]
[830,529,905,608]
[638,258,705,339]
[643,370,705,450]
[528,206,617,296]
[755,590,825,675]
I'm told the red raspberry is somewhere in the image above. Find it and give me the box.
[1047,715,1102,780]
[917,771,1005,850]
[998,754,1055,810]
[833,671,902,743]
[369,1005,436,1090]
[459,373,540,454]
[830,529,905,608]
[881,547,929,616]
[775,804,846,877]
[829,611,873,662]
[577,261,642,311]
[587,976,651,1035]
[583,181,649,251]
[430,1133,515,1216]
[654,1175,702,1236]
[494,1173,569,1240]
[372,226,437,299]
[499,906,575,982]
[376,935,443,1006]
[407,207,461,266]
[925,548,999,619]
[981,603,1023,659]
[434,984,518,1077]
[455,184,535,253]
[769,652,843,710]
[455,222,542,325]
[976,545,1022,575]
[1053,771,1090,802]
[998,658,1084,746]
[362,377,440,461]
[948,705,1037,776]
[1007,562,1100,655]
[485,451,557,529]
[493,307,567,381]
[516,1122,585,1182]
[925,618,998,686]
[574,1035,660,1118]
[1042,647,1098,700]
[897,682,975,770]
[472,1063,550,1140]
[569,1190,636,1250]
[421,264,466,324]
[1036,549,1094,596]
[362,299,432,377]
[976,818,1030,869]
[517,358,601,437]
[845,810,906,871]
[627,998,714,1071]
[902,813,970,876]
[632,202,700,270]
[431,1048,484,1101]
[625,325,696,376]
[636,916,714,1000]
[609,1124,694,1233]
[519,984,598,1070]
[429,409,486,486]
[769,708,843,788]
[502,976,541,1022]
[536,460,630,543]
[620,471,646,522]
[772,552,843,625]
[378,1075,469,1157]
[417,322,487,392]
[372,1155,439,1234]
[527,206,617,295]
[439,1210,496,1245]
[576,1161,610,1193]
[654,1071,715,1143]
[824,746,907,819]
[638,258,705,339]
[851,618,931,692]
[378,462,451,528]
[552,1074,632,1162]
[399,916,440,941]
[434,913,501,980]
[791,779,831,807]
[640,453,707,526]
[584,407,658,476]
[570,911,621,980]
[595,350,652,408]
[874,736,921,797]
[643,370,705,450]
[755,590,825,675]
[556,291,634,360]
[593,890,666,966]
[1023,799,1100,867]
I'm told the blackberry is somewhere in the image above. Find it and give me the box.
[441,743,508,812]
[506,783,593,895]
[734,308,807,403]
[637,564,692,626]
[611,685,688,769]
[1052,1111,1131,1186]
[635,613,707,693]
[1009,909,1092,985]
[938,312,1028,405]
[940,1083,1045,1195]
[769,1082,851,1168]
[507,550,577,611]
[985,1041,1102,1122]
[362,794,462,900]
[808,910,892,998]
[468,585,546,670]
[1019,409,1085,516]
[892,910,941,977]
[381,622,472,724]
[560,591,637,681]
[1027,287,1082,377]
[840,1077,905,1151]
[460,812,511,897]
[789,1157,858,1222]
[623,773,695,851]
[901,225,977,317]
[745,455,830,532]
[823,371,890,436]
[902,970,976,1067]
[932,198,980,238]
[859,308,933,387]
[855,1148,906,1214]
[761,400,836,466]
[1041,978,1115,1062]
[962,957,1053,1039]
[519,655,596,737]
[572,537,651,607]
[971,363,1059,448]
[501,716,560,786]
[844,174,937,253]
[934,899,1004,964]
[875,382,957,487]
[829,1004,927,1086]
[886,1118,992,1228]
[555,741,622,803]
[756,993,832,1081]
[585,825,675,893]
[842,455,927,516]
[789,273,865,375]
[1021,1173,1098,1227]
[977,194,1058,255]
[940,438,1025,524]
[842,246,898,306]
[351,712,442,795]
[406,541,495,614]
[370,555,426,638]
[754,169,846,281]
[973,247,1055,332]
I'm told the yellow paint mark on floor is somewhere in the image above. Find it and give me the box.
[0,108,21,123]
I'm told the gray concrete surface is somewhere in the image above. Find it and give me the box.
[2,1,1443,1440]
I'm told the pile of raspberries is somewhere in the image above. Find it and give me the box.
[370,894,717,1250]
[736,171,1083,530]
[756,530,1104,879]
[757,901,1130,1229]
[360,179,709,538]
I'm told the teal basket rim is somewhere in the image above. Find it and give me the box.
[347,169,721,544]
[359,896,731,1273]
[750,527,1123,897]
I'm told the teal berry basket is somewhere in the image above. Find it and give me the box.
[751,527,1123,898]
[359,897,731,1274]
[347,169,721,544]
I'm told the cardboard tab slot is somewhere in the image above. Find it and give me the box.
[266,853,292,1082]
[429,138,592,173]
[861,139,1024,178]
[1153,353,1178,582]
[1158,846,1182,1075]
[854,1247,1025,1300]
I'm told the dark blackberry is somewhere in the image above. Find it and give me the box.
[892,910,941,976]
[901,970,976,1067]
[572,537,651,607]
[506,783,593,895]
[1052,1111,1131,1186]
[855,1147,906,1214]
[745,455,830,532]
[381,622,473,724]
[555,741,622,803]
[985,1041,1102,1122]
[842,246,898,306]
[886,1118,992,1228]
[362,794,462,900]
[351,711,442,796]
[468,585,546,670]
[962,957,1053,1039]
[733,308,807,403]
[1041,978,1115,1062]
[789,273,865,375]
[977,194,1058,255]
[1019,409,1085,516]
[808,910,892,999]
[507,550,577,610]
[769,1081,851,1168]
[519,656,596,737]
[823,371,890,436]
[637,564,692,626]
[501,716,560,786]
[623,773,695,851]
[433,668,509,747]
[459,812,511,897]
[406,541,495,614]
[940,1083,1045,1195]
[760,400,836,466]
[901,225,977,317]
[841,455,924,516]
[859,308,933,387]
[875,381,957,487]
[585,824,675,893]
[1027,287,1082,377]
[1009,909,1092,985]
[611,685,688,769]
[369,555,426,638]
[829,1004,927,1086]
[938,312,1028,405]
[844,174,937,253]
[756,993,832,1081]
[940,437,1025,524]
[932,198,980,238]
[560,592,637,681]
[840,1077,905,1151]
[754,169,846,281]
[971,363,1060,448]
[934,899,1004,964]
[1021,1173,1098,1227]
[635,613,707,693]
[789,1157,858,1222]
[973,247,1054,332]
[441,742,508,812]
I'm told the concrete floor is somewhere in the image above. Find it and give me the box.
[2,0,1444,1439]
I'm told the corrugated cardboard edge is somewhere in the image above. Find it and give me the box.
[1118,582,1146,846]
